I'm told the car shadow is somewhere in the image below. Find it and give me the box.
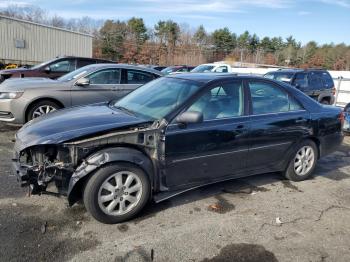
[133,173,281,224]
[134,141,350,223]
[315,141,350,181]
[0,123,20,133]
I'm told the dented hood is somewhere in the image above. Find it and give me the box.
[15,103,149,151]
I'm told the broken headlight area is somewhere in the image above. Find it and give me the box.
[17,145,74,196]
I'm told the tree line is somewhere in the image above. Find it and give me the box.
[1,5,350,70]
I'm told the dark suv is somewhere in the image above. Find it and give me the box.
[264,69,335,104]
[0,56,113,83]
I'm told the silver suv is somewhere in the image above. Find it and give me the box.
[0,64,163,124]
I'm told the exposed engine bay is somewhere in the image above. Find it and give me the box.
[13,120,165,201]
[18,145,74,195]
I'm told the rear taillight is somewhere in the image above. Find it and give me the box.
[332,87,336,96]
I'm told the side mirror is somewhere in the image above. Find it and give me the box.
[294,83,301,89]
[75,77,90,87]
[44,66,51,73]
[176,111,203,125]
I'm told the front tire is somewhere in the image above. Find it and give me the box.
[83,163,150,224]
[284,140,318,181]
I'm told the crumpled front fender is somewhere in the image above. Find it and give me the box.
[67,147,154,206]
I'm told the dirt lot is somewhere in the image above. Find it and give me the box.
[1,122,350,262]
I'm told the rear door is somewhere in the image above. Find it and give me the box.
[247,79,310,172]
[117,69,157,97]
[71,68,121,106]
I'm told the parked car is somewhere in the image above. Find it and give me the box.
[140,65,167,71]
[343,102,350,134]
[0,64,162,124]
[12,73,343,223]
[0,56,113,84]
[191,63,233,73]
[161,65,195,75]
[264,69,335,105]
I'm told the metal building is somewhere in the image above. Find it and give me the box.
[0,15,93,66]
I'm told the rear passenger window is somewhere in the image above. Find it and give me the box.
[317,72,334,88]
[294,73,308,88]
[249,81,303,114]
[126,70,154,84]
[308,73,324,90]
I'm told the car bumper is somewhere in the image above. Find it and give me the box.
[343,113,350,132]
[320,132,344,157]
[0,99,26,124]
[11,158,30,187]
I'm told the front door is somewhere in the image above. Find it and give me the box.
[71,68,121,106]
[164,80,250,189]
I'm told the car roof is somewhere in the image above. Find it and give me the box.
[166,73,264,83]
[81,63,164,75]
[268,69,303,73]
[269,68,328,74]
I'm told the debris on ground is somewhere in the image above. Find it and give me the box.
[208,204,222,213]
[275,217,283,226]
[41,221,47,234]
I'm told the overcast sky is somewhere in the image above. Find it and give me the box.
[1,0,350,44]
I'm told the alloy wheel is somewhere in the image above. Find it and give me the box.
[98,171,143,216]
[32,105,56,119]
[294,146,315,176]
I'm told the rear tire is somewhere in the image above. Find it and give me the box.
[83,163,150,224]
[26,100,61,122]
[284,140,318,181]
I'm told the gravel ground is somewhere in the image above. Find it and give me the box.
[0,122,350,262]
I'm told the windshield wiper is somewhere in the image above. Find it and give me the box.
[114,106,136,116]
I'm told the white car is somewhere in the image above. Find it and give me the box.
[191,63,233,73]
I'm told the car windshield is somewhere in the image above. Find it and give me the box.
[161,67,177,74]
[191,65,215,73]
[264,72,294,82]
[57,65,96,82]
[30,60,51,70]
[113,77,202,120]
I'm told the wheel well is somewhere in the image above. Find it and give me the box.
[320,96,331,103]
[25,98,64,121]
[306,136,321,159]
[68,160,152,206]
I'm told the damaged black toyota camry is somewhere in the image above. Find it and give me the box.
[12,73,344,224]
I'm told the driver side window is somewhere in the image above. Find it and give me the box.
[187,81,244,121]
[87,69,121,85]
[215,66,228,73]
[49,60,75,72]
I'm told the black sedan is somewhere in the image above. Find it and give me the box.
[12,73,344,223]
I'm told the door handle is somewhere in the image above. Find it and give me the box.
[236,124,245,129]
